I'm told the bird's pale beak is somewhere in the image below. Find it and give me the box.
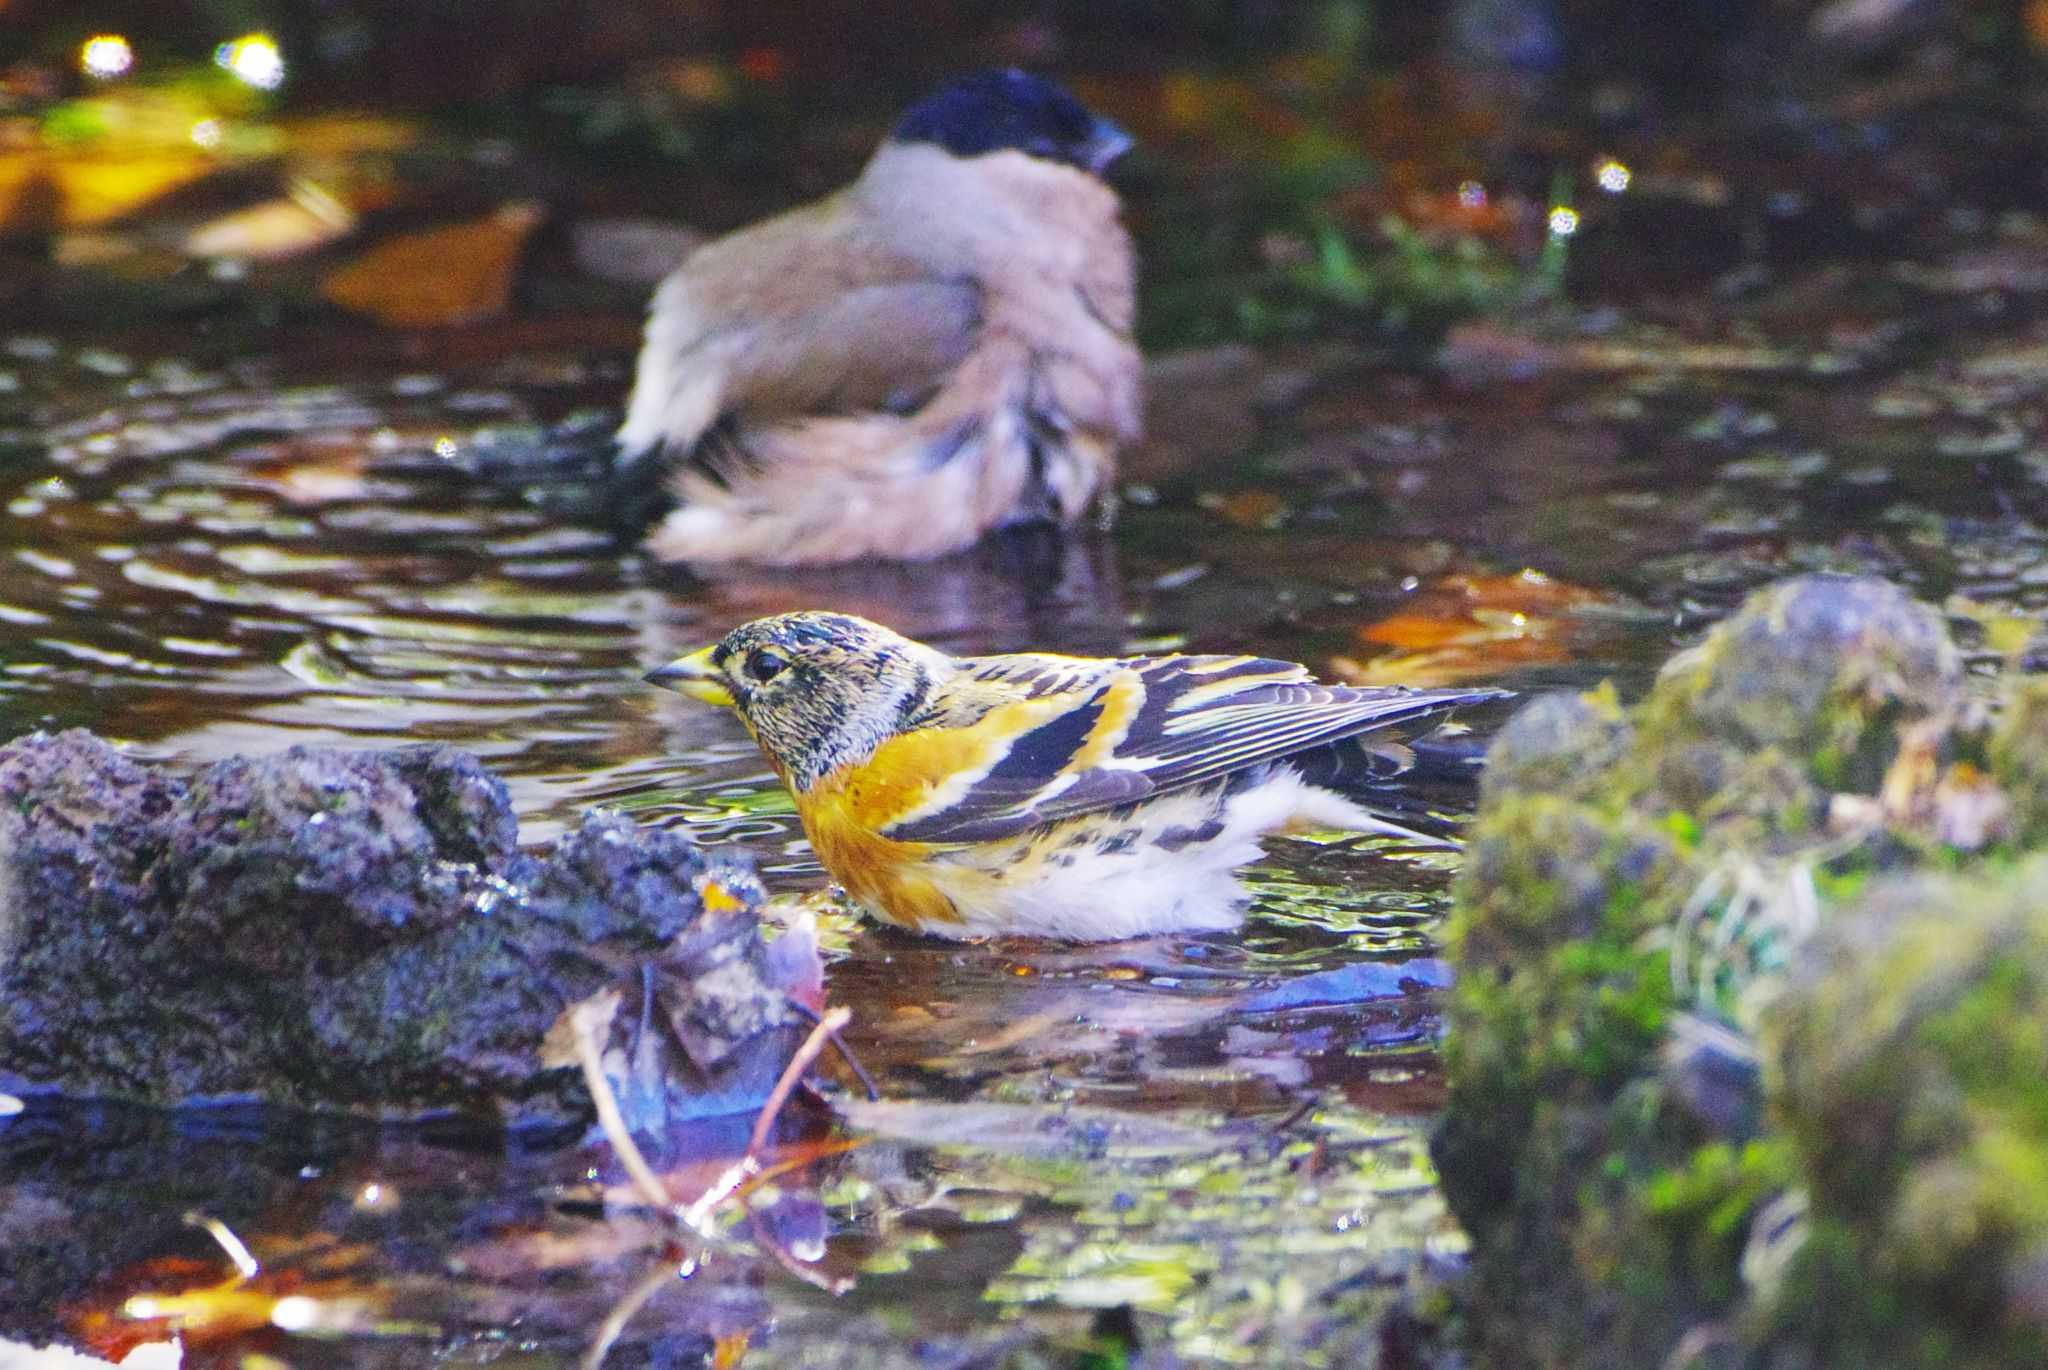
[1083,116,1133,174]
[643,646,735,707]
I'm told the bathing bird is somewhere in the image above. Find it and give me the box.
[645,612,1504,940]
[613,70,1140,567]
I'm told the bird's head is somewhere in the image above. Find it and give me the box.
[646,612,944,789]
[891,69,1131,177]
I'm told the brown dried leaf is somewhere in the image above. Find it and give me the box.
[320,202,544,327]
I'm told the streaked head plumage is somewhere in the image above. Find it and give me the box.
[891,69,1131,176]
[648,612,943,789]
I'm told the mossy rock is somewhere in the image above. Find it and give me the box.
[1641,573,1962,795]
[1989,677,2048,847]
[1436,574,2048,1369]
[1760,857,2048,1369]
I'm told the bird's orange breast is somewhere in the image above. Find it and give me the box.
[787,680,1142,932]
[794,787,962,931]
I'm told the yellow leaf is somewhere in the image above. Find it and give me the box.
[54,152,217,226]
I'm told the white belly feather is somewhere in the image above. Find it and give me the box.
[910,768,1405,941]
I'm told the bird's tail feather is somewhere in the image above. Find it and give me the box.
[1289,695,1508,843]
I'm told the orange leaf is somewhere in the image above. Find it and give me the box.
[1198,489,1289,529]
[321,202,544,328]
[1341,569,1622,685]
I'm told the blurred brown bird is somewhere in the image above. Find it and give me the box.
[613,70,1140,567]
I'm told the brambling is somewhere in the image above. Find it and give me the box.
[645,613,1504,941]
[612,69,1140,567]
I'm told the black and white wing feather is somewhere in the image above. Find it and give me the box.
[882,653,1503,844]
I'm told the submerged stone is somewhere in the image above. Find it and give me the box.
[0,730,796,1124]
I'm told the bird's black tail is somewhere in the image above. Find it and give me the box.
[1289,698,1507,842]
[493,417,675,544]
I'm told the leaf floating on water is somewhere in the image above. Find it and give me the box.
[274,113,420,159]
[1337,569,1628,685]
[54,155,222,229]
[68,1250,424,1362]
[320,202,545,327]
[184,179,358,261]
[1198,488,1289,529]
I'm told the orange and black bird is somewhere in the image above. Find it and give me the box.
[612,70,1140,567]
[646,613,1504,940]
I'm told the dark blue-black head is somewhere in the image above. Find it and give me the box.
[892,69,1132,176]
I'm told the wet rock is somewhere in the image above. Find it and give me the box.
[1476,680,1634,803]
[569,217,705,288]
[0,730,796,1123]
[1435,573,2048,1369]
[1644,573,1962,792]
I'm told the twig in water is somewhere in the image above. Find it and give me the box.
[181,1212,260,1279]
[730,1006,857,1291]
[750,1005,850,1156]
[580,1245,695,1370]
[682,1006,851,1235]
[567,996,675,1215]
[789,996,881,1100]
[1271,1093,1321,1134]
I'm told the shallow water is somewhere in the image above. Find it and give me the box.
[5,19,2048,1367]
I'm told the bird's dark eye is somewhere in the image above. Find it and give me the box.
[746,650,788,684]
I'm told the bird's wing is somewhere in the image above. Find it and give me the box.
[618,219,983,470]
[873,653,1504,844]
[715,278,982,421]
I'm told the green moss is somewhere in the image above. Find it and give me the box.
[1435,577,2048,1369]
[1765,861,2048,1367]
[1990,677,2048,845]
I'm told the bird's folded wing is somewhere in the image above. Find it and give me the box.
[620,253,982,472]
[716,279,982,421]
[878,654,1504,844]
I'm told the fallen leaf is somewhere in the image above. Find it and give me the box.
[1198,488,1289,528]
[1338,569,1626,685]
[51,153,218,227]
[320,201,544,327]
[273,113,419,158]
[184,179,357,260]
